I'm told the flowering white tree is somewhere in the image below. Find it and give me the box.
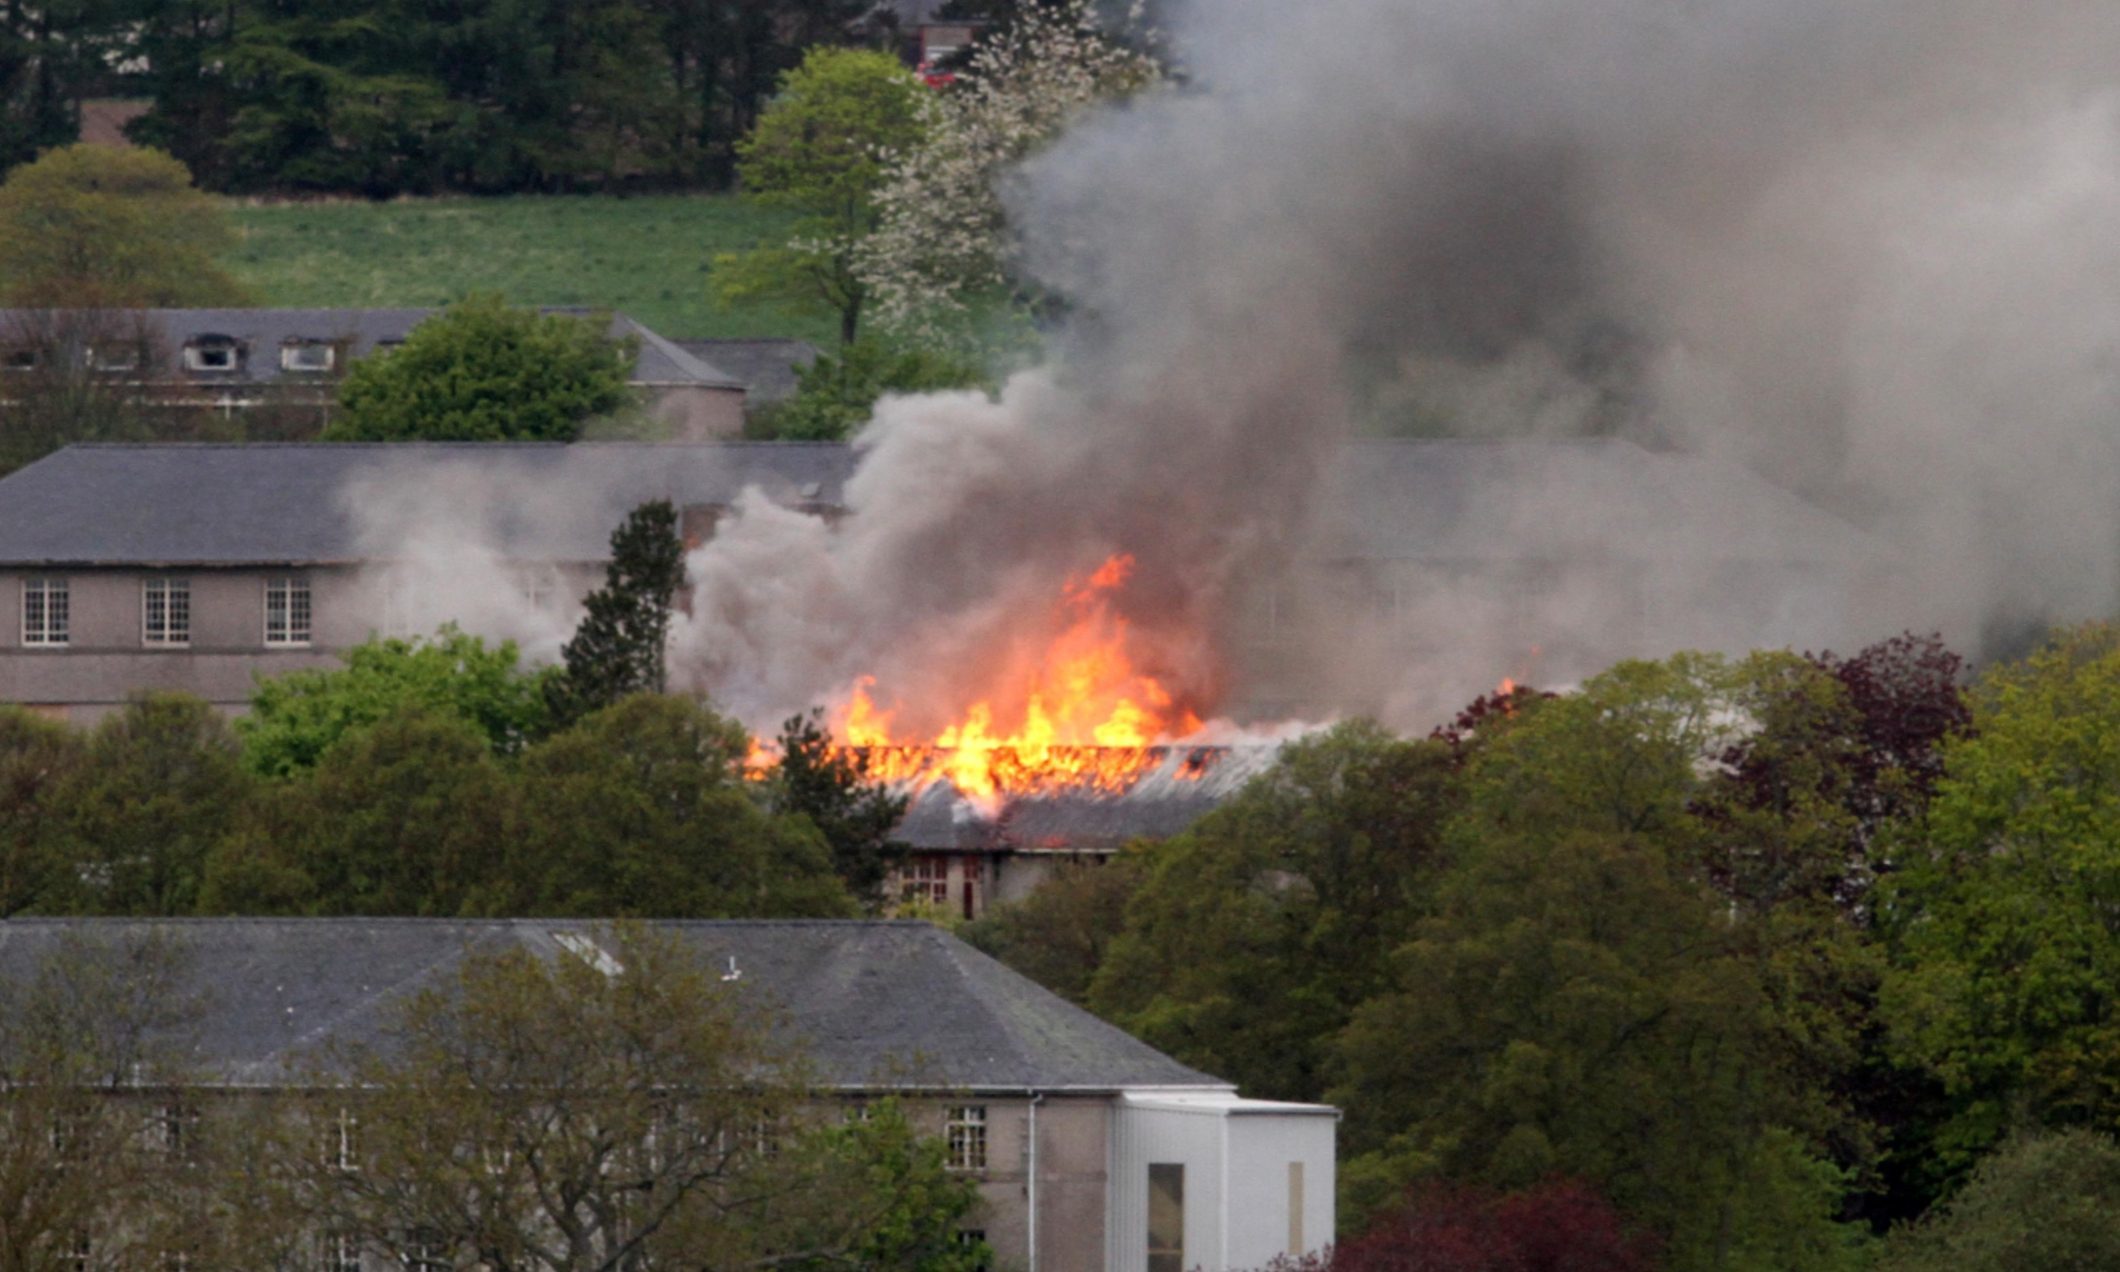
[856,0,1163,344]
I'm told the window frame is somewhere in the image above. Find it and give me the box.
[1148,1162,1186,1272]
[264,576,312,647]
[181,338,240,373]
[902,855,950,907]
[279,341,335,374]
[22,577,68,647]
[143,577,191,647]
[323,1106,360,1174]
[945,1105,986,1172]
[320,1230,362,1272]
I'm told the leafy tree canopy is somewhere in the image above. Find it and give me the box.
[716,46,932,345]
[961,855,1142,1005]
[0,144,250,306]
[1090,720,1460,1102]
[1877,1129,2120,1272]
[509,694,855,918]
[238,626,552,777]
[1882,622,2120,1173]
[859,0,1162,343]
[41,695,253,917]
[754,334,987,439]
[323,294,637,441]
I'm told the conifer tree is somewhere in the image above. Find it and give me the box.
[545,500,686,727]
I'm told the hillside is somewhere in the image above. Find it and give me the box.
[224,195,836,344]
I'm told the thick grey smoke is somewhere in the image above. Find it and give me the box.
[678,0,2120,731]
[369,1,2120,733]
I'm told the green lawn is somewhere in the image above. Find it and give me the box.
[224,194,835,343]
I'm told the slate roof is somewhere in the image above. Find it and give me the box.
[674,339,819,405]
[0,918,1229,1093]
[0,442,859,566]
[0,436,1867,569]
[0,308,742,389]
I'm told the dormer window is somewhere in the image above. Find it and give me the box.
[280,340,334,373]
[88,344,140,373]
[182,335,241,373]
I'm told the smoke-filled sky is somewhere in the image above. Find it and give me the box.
[367,0,2120,734]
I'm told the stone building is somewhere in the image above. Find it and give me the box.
[0,917,1339,1271]
[0,308,749,438]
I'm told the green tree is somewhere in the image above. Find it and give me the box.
[858,0,1162,344]
[0,144,249,306]
[1090,721,1461,1102]
[687,1098,991,1271]
[508,695,854,918]
[754,334,987,440]
[1882,622,2120,1174]
[1877,1129,2120,1272]
[42,694,252,916]
[544,500,686,728]
[768,709,908,908]
[0,706,84,917]
[238,626,552,777]
[1333,828,1868,1271]
[961,855,1142,1004]
[205,708,515,917]
[322,294,637,442]
[715,46,932,345]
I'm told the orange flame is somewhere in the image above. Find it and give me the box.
[835,552,1204,804]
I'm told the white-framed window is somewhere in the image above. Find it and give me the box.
[158,1101,200,1165]
[280,341,335,373]
[60,1230,91,1272]
[182,337,240,372]
[4,346,39,372]
[323,1106,360,1173]
[266,577,312,646]
[88,343,141,373]
[22,578,67,646]
[902,856,949,907]
[945,1105,986,1172]
[320,1230,361,1272]
[399,1227,447,1270]
[143,578,191,646]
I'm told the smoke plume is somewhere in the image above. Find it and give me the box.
[376,1,2120,733]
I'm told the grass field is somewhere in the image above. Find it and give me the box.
[224,194,836,343]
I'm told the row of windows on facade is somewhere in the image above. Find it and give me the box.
[21,577,310,647]
[322,1104,987,1175]
[3,337,350,376]
[73,1224,987,1272]
[55,1104,989,1270]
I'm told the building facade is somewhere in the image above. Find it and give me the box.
[0,308,750,439]
[0,917,1339,1271]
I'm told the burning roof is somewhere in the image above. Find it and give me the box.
[881,743,1284,851]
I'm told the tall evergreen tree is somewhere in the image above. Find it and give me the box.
[770,708,908,909]
[545,499,686,727]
